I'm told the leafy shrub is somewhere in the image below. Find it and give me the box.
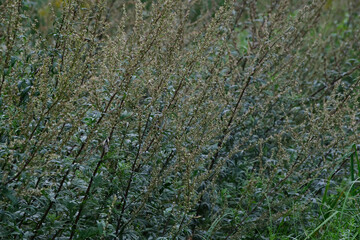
[0,0,359,239]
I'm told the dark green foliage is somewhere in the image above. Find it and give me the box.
[0,0,360,239]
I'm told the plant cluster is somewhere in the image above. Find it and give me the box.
[0,0,359,239]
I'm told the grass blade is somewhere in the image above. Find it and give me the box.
[304,211,338,240]
[350,152,355,181]
[353,144,359,178]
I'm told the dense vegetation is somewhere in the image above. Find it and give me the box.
[0,0,359,239]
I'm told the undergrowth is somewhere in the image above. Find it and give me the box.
[0,0,359,239]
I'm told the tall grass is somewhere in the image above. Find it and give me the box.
[0,0,359,239]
